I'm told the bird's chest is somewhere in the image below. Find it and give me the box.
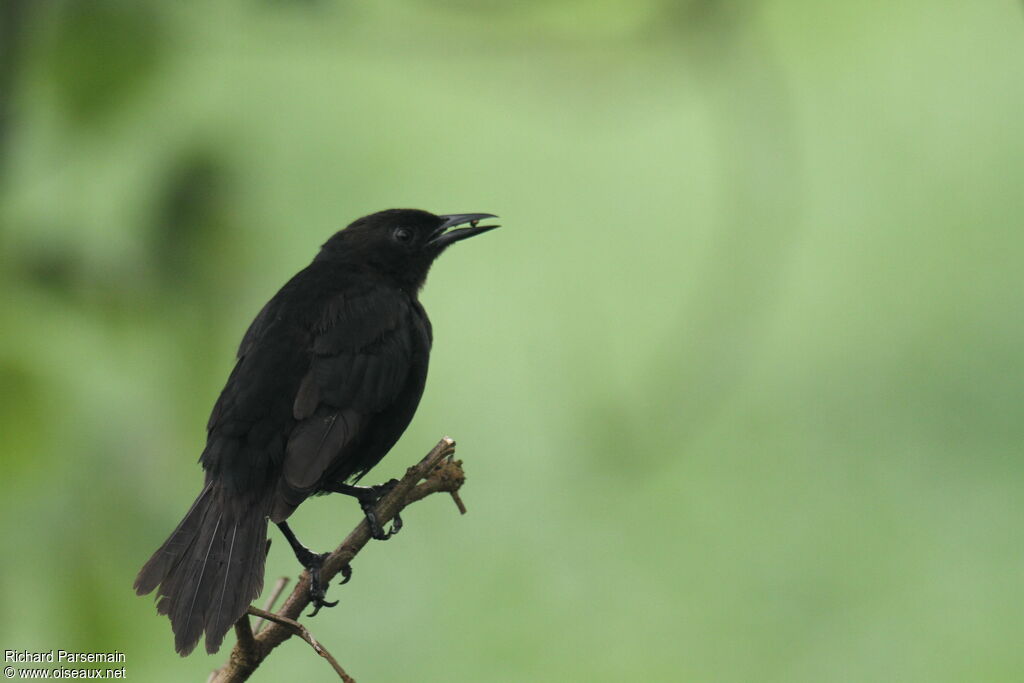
[380,302,432,424]
[342,303,432,474]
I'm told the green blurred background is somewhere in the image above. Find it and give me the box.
[2,1,1023,681]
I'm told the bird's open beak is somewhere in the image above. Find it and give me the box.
[429,213,500,248]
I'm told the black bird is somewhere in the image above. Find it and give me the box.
[134,209,498,656]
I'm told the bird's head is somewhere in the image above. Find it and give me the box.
[318,209,500,291]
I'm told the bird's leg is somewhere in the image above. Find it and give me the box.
[329,479,403,541]
[275,521,350,617]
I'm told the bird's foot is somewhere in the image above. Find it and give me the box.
[296,549,340,617]
[364,507,403,541]
[277,520,349,616]
[360,479,402,540]
[330,479,404,540]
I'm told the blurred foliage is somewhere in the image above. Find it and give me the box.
[38,0,165,128]
[1,1,1023,682]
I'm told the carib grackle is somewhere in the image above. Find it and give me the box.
[134,209,499,655]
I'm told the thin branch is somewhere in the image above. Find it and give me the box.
[209,436,465,683]
[253,577,290,634]
[247,607,353,683]
[449,490,468,515]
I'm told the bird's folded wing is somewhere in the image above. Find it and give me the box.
[277,288,416,510]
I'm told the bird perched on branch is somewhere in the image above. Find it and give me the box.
[135,209,499,655]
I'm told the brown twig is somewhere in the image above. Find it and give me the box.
[449,490,468,515]
[209,437,465,683]
[253,577,290,634]
[246,607,353,683]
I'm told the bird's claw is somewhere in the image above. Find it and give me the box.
[361,480,402,541]
[338,562,353,586]
[307,594,338,618]
[303,551,339,618]
[364,507,402,540]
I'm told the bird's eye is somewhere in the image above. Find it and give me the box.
[392,227,413,243]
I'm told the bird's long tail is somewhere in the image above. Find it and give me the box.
[134,484,267,655]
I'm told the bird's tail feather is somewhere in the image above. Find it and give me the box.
[134,485,267,655]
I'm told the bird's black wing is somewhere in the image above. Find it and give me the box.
[271,285,418,520]
[201,296,309,496]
